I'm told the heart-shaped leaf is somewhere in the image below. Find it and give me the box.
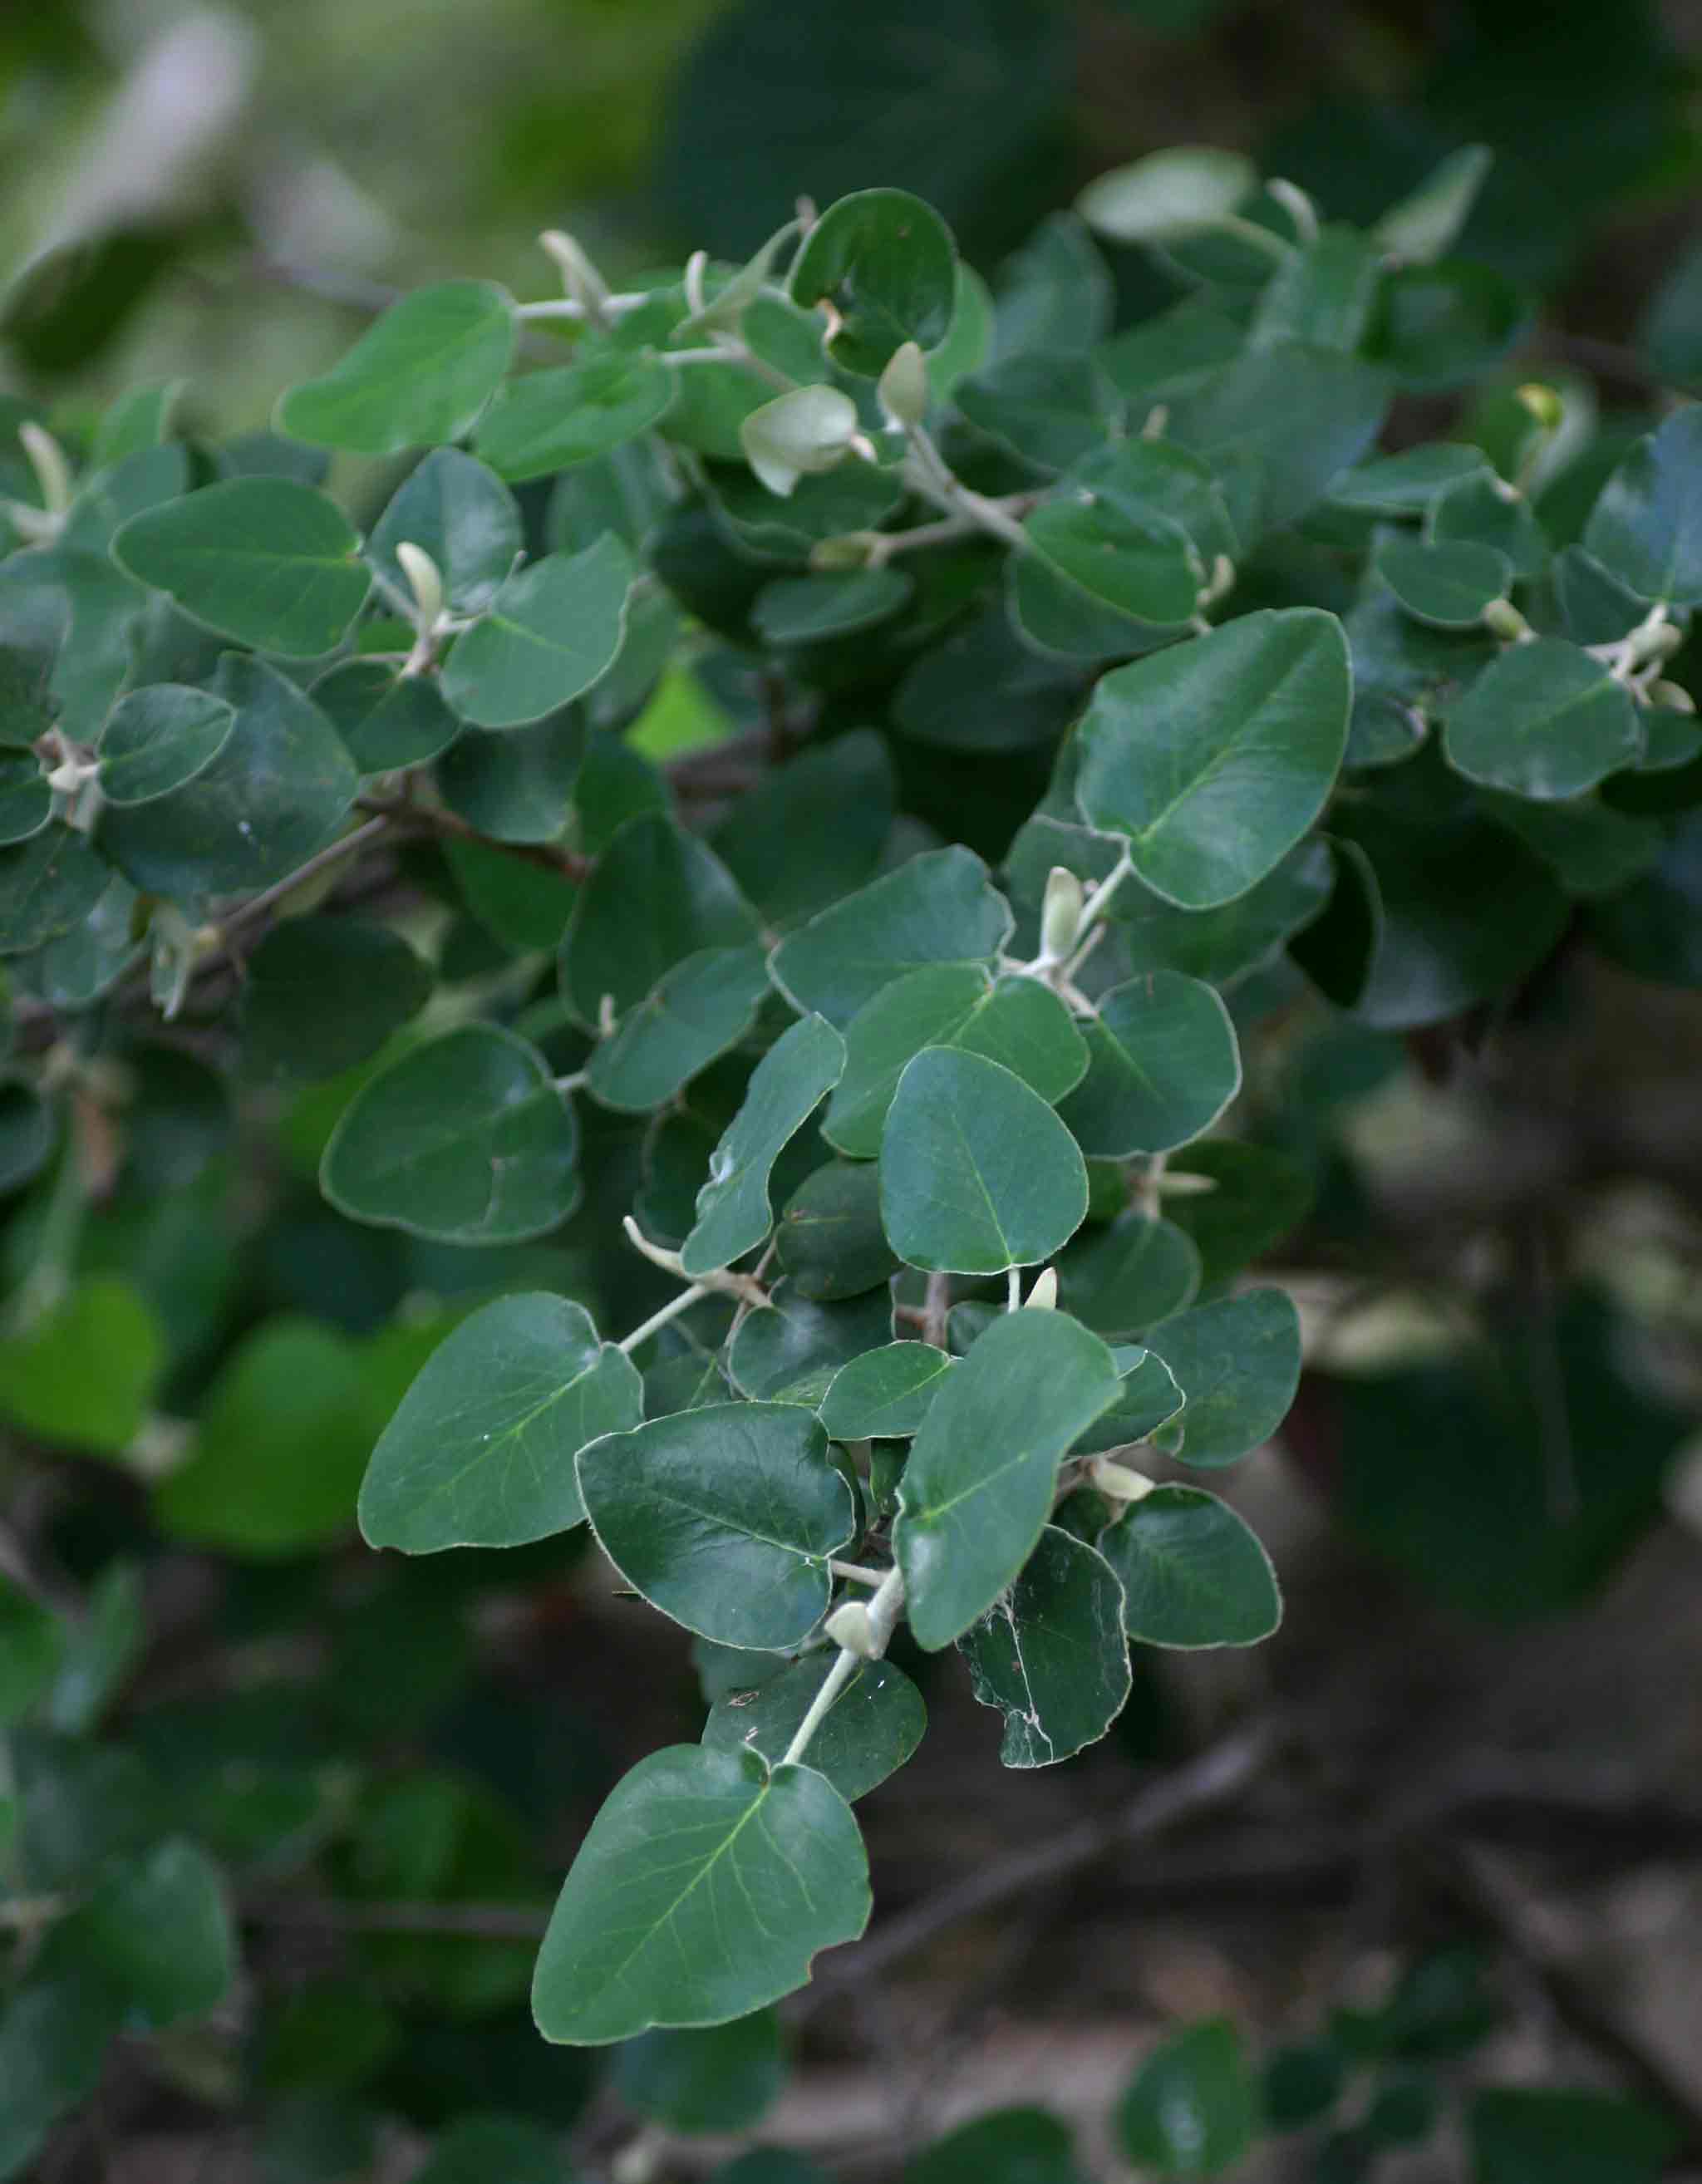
[1099,1484,1281,1646]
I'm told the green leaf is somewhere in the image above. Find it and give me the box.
[770,847,1012,1028]
[788,189,957,375]
[1444,639,1641,799]
[826,967,1087,1159]
[1375,536,1511,629]
[728,1284,894,1405]
[533,1744,869,2043]
[1057,1213,1201,1337]
[1582,406,1702,607]
[588,946,770,1114]
[712,730,894,929]
[436,710,585,842]
[0,1576,64,1725]
[1076,149,1257,244]
[411,2121,562,2184]
[368,446,521,615]
[880,1047,1088,1275]
[818,1341,955,1439]
[1467,2090,1679,2184]
[312,658,463,772]
[242,917,433,1084]
[91,381,183,469]
[1119,2018,1257,2177]
[0,755,50,847]
[112,478,372,658]
[475,353,676,482]
[563,814,760,1026]
[441,535,633,728]
[1250,224,1380,352]
[96,685,234,806]
[895,1308,1122,1650]
[612,2009,786,2134]
[958,1525,1130,1767]
[1374,145,1493,263]
[1075,608,1350,909]
[276,280,515,454]
[1144,1289,1301,1467]
[99,656,358,905]
[1058,973,1240,1157]
[681,1014,846,1277]
[359,1293,642,1552]
[0,828,114,954]
[751,569,912,646]
[47,1840,234,2029]
[703,1654,926,1802]
[0,1077,54,1193]
[1099,1485,1281,1646]
[776,1158,898,1301]
[1113,839,1334,987]
[910,2110,1087,2184]
[1069,1344,1185,1453]
[578,1401,854,1647]
[1429,470,1547,578]
[320,1025,580,1243]
[0,1276,162,1456]
[1168,343,1389,530]
[1330,444,1490,514]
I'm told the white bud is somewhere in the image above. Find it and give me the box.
[1039,866,1085,964]
[1482,598,1530,642]
[740,386,860,499]
[393,541,445,632]
[19,422,71,519]
[824,1601,877,1657]
[1023,1267,1058,1311]
[539,229,608,314]
[1650,680,1695,715]
[1089,1457,1155,1502]
[877,341,930,431]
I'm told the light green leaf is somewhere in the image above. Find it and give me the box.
[368,446,521,615]
[360,1292,639,1552]
[1099,1485,1281,1646]
[441,535,633,728]
[1119,2018,1257,2177]
[532,1744,869,2043]
[895,1308,1122,1651]
[958,1525,1130,1767]
[320,1024,580,1243]
[96,685,234,806]
[1374,145,1493,263]
[277,280,515,454]
[1144,1289,1301,1467]
[1075,607,1350,909]
[825,967,1087,1159]
[1077,149,1258,244]
[788,189,958,375]
[112,478,372,658]
[578,1402,855,1648]
[1058,972,1240,1157]
[770,847,1012,1028]
[681,1014,846,1278]
[587,945,770,1114]
[0,1276,162,1456]
[1376,536,1511,629]
[818,1341,954,1439]
[1444,639,1641,799]
[880,1047,1088,1276]
[702,1654,926,1803]
[475,354,676,483]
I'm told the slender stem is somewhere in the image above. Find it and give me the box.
[617,1283,710,1355]
[660,340,792,392]
[219,813,391,945]
[1006,1267,1021,1311]
[782,1565,906,1768]
[828,1560,888,1587]
[901,428,1031,551]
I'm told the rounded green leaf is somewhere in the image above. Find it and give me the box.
[1077,148,1258,244]
[681,1013,847,1279]
[703,1654,926,1803]
[788,189,957,375]
[1583,406,1702,607]
[320,1024,580,1243]
[312,657,463,773]
[895,1308,1122,1651]
[0,827,113,953]
[818,1341,954,1440]
[0,1275,162,1456]
[1069,1344,1184,1454]
[0,1075,54,1192]
[958,1525,1130,1768]
[49,1840,234,2031]
[577,1402,855,1649]
[368,446,522,615]
[587,945,770,1114]
[359,1292,641,1552]
[880,1047,1088,1276]
[612,2009,786,2135]
[1099,1485,1281,1647]
[1119,2018,1257,2177]
[0,755,50,847]
[775,1158,898,1301]
[1375,535,1511,629]
[563,813,759,1026]
[1057,1213,1202,1337]
[112,479,372,658]
[1075,608,1351,910]
[727,1284,894,1406]
[532,1744,870,2044]
[1144,1289,1301,1467]
[276,280,515,454]
[1443,638,1642,800]
[475,354,676,483]
[241,918,425,1088]
[751,569,912,646]
[97,685,234,806]
[1058,972,1241,1157]
[441,534,634,728]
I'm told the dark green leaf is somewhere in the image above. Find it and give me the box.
[1057,1213,1201,1337]
[0,1276,163,1455]
[1119,2018,1257,2177]
[1144,1290,1301,1467]
[312,658,463,772]
[1582,406,1702,607]
[777,1158,898,1301]
[712,730,894,928]
[563,813,760,1026]
[442,535,633,728]
[368,446,521,615]
[47,1840,233,2029]
[1444,639,1641,799]
[1468,2090,1679,2184]
[681,1014,846,1276]
[958,1524,1130,1766]
[96,685,234,806]
[703,1654,926,1802]
[243,917,433,1084]
[1058,973,1240,1156]
[1099,1485,1281,1646]
[788,189,957,375]
[751,569,912,646]
[1376,536,1511,629]
[612,2009,786,2134]
[587,946,770,1114]
[727,1284,894,1404]
[770,847,1012,1027]
[818,1341,954,1439]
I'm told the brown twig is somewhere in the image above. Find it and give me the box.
[921,1270,952,1351]
[357,794,593,881]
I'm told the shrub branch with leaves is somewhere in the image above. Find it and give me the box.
[1,135,1700,2102]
